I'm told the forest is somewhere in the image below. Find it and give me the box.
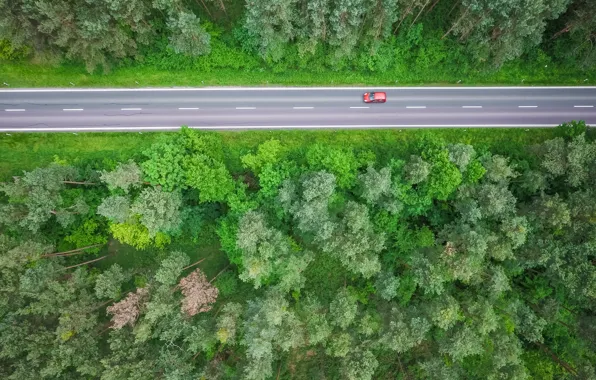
[0,0,594,84]
[0,122,595,379]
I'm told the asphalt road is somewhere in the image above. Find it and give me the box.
[0,87,595,131]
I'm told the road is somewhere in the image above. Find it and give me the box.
[1,87,595,131]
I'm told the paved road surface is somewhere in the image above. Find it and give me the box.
[1,87,595,131]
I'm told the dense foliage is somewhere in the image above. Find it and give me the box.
[1,0,594,77]
[1,123,595,379]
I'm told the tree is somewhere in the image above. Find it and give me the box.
[95,264,130,300]
[0,0,211,72]
[305,144,361,189]
[185,154,235,203]
[241,139,285,175]
[566,133,596,187]
[380,306,431,353]
[375,270,400,301]
[100,160,143,194]
[448,143,476,171]
[241,291,301,380]
[300,295,332,345]
[141,138,187,191]
[155,251,190,286]
[107,287,150,329]
[328,0,367,60]
[97,195,131,223]
[0,164,90,232]
[0,239,53,269]
[216,302,243,345]
[553,1,596,68]
[342,349,379,380]
[329,289,358,329]
[447,0,569,67]
[427,295,462,331]
[243,0,297,62]
[325,332,352,357]
[178,268,219,316]
[404,155,431,184]
[296,0,330,56]
[109,220,167,250]
[359,165,401,213]
[322,201,384,278]
[481,154,518,184]
[130,187,182,237]
[539,137,567,177]
[439,325,484,362]
[167,12,211,56]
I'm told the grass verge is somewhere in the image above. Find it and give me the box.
[0,128,558,180]
[1,61,594,88]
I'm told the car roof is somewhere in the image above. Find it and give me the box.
[374,92,386,99]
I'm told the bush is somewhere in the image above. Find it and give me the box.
[0,39,29,61]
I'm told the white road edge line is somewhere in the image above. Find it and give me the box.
[574,105,594,108]
[293,107,314,109]
[462,106,482,108]
[236,107,256,109]
[178,107,199,110]
[1,86,595,92]
[406,106,427,109]
[121,108,142,111]
[0,124,560,132]
[518,106,538,108]
[63,109,84,111]
[350,106,369,109]
[4,109,26,112]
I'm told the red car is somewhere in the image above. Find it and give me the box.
[363,92,386,103]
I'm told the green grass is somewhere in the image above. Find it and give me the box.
[0,128,558,180]
[1,60,594,88]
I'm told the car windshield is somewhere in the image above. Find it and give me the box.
[369,93,375,100]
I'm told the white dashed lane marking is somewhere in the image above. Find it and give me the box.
[4,109,25,112]
[293,107,314,109]
[406,106,427,109]
[178,108,199,110]
[462,106,482,108]
[350,106,369,109]
[574,105,594,108]
[121,108,142,111]
[518,106,538,108]
[63,109,84,111]
[236,107,256,110]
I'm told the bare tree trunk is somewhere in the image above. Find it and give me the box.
[218,0,227,15]
[551,24,572,39]
[394,3,416,33]
[427,0,441,14]
[196,0,213,18]
[63,255,110,270]
[396,354,410,380]
[63,181,96,185]
[210,265,231,283]
[410,0,431,28]
[447,0,461,17]
[535,341,577,376]
[43,243,105,257]
[442,7,469,39]
[182,257,207,271]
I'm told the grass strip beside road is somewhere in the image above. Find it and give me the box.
[1,61,594,88]
[0,128,557,180]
